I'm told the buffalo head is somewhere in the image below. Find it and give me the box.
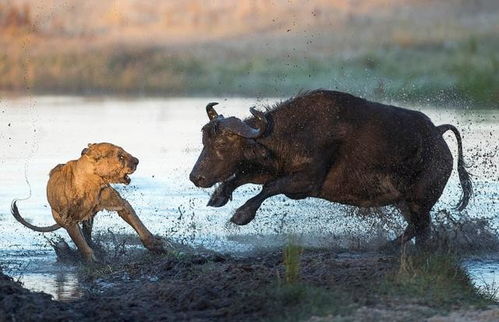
[190,102,269,188]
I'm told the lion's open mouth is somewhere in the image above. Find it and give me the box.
[122,168,135,185]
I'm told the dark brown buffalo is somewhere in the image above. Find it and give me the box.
[189,90,472,246]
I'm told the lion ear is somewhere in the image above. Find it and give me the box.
[83,144,101,160]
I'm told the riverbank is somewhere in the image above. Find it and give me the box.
[1,0,498,108]
[2,34,498,109]
[2,246,499,321]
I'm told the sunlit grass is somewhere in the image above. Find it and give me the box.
[282,236,303,285]
[1,34,497,108]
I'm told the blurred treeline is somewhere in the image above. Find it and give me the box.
[0,0,498,108]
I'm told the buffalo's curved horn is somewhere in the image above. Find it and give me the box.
[249,107,268,133]
[220,108,268,139]
[206,102,219,120]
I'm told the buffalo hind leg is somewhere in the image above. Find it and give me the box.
[386,201,432,251]
[407,201,432,249]
[406,164,450,249]
[382,203,416,252]
[390,202,417,246]
[231,174,320,225]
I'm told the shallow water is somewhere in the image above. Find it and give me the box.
[0,95,498,300]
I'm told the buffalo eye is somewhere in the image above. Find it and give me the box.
[214,139,227,149]
[118,154,125,161]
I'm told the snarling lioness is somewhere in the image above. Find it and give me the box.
[12,143,165,263]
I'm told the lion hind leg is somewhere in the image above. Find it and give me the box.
[81,217,94,246]
[66,224,98,263]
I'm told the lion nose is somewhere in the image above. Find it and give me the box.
[132,157,139,166]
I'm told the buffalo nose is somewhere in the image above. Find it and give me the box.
[190,173,205,186]
[132,157,139,165]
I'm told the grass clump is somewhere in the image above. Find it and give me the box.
[381,251,494,309]
[282,237,303,285]
[267,239,355,321]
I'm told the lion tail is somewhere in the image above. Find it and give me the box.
[11,200,61,233]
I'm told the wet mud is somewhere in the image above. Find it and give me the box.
[2,245,499,322]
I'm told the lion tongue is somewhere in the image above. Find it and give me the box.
[124,174,131,184]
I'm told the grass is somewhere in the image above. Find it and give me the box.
[380,251,495,309]
[1,33,498,108]
[282,237,303,285]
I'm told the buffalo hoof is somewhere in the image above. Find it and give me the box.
[207,187,232,208]
[230,206,256,225]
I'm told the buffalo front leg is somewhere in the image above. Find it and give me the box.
[101,188,166,254]
[230,174,319,225]
[66,224,98,263]
[208,172,272,207]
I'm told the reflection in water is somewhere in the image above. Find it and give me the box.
[1,249,82,301]
[0,96,498,298]
[19,271,82,301]
[56,271,83,301]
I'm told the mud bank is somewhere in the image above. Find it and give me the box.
[2,248,499,322]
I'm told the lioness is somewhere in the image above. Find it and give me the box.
[12,142,165,263]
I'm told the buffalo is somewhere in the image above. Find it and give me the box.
[190,90,472,247]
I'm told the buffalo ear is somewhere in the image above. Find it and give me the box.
[243,140,269,160]
[81,148,88,156]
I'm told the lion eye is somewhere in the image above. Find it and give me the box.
[118,155,124,160]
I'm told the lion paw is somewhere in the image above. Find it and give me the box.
[144,236,167,254]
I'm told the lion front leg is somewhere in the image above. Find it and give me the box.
[100,187,166,254]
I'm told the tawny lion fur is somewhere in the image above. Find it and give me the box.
[12,143,164,262]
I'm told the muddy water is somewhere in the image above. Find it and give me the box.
[0,95,498,300]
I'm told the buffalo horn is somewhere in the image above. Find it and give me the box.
[206,102,219,120]
[249,107,268,132]
[221,107,268,139]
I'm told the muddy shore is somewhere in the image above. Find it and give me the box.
[2,246,499,322]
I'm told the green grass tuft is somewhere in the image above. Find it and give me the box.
[381,251,494,309]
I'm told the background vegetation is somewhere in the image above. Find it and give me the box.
[1,0,498,108]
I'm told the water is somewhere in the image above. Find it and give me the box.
[0,95,497,300]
